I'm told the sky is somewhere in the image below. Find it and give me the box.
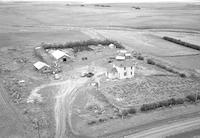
[0,0,199,3]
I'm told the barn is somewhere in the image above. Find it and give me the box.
[51,50,70,62]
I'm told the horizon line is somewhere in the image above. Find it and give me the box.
[1,0,200,3]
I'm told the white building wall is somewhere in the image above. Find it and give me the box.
[114,65,135,79]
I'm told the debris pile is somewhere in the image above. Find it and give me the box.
[14,57,28,64]
[4,78,27,104]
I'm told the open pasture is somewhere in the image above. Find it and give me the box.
[97,30,200,56]
[0,2,200,32]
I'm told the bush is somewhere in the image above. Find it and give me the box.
[163,36,200,51]
[94,4,111,7]
[128,108,137,114]
[140,94,200,113]
[175,98,185,104]
[159,100,170,107]
[141,104,150,111]
[179,73,187,78]
[137,55,144,60]
[116,113,122,118]
[42,39,124,53]
[140,98,186,112]
[140,103,158,112]
[99,118,107,123]
[197,95,200,100]
[132,6,141,9]
[147,59,156,65]
[156,63,166,69]
[168,98,176,105]
[121,110,129,117]
[109,116,114,119]
[186,94,196,103]
[88,120,96,125]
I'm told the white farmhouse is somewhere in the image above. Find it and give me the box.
[51,50,70,62]
[107,60,136,79]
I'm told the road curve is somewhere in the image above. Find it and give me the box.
[54,78,88,138]
[27,77,89,138]
[124,117,200,138]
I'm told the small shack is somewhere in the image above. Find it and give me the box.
[33,61,51,73]
[109,43,116,49]
[51,50,70,62]
[125,53,132,59]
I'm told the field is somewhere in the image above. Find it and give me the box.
[100,76,200,107]
[163,55,200,70]
[1,2,200,31]
[96,30,200,56]
[0,1,200,138]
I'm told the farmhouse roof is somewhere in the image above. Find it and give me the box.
[33,61,50,70]
[113,60,136,67]
[35,47,41,49]
[125,53,132,57]
[115,55,125,60]
[51,50,70,60]
[117,50,128,54]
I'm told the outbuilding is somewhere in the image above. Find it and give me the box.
[118,50,127,54]
[125,53,132,59]
[109,43,116,49]
[33,61,51,73]
[51,50,70,62]
[115,55,125,61]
